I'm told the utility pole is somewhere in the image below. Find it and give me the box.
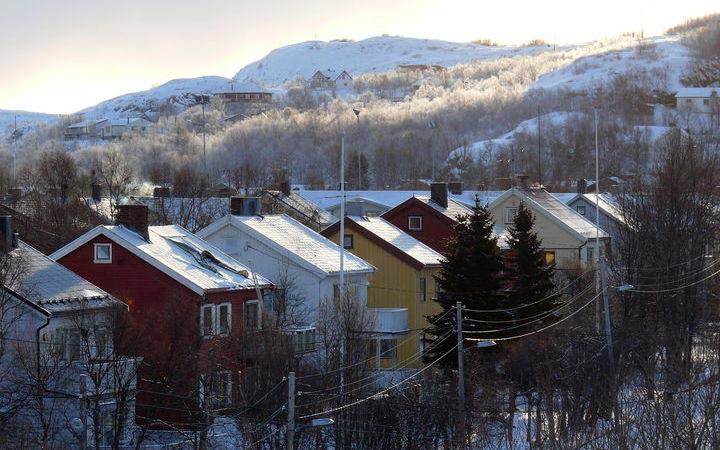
[287,371,296,450]
[353,109,361,190]
[594,109,601,333]
[202,96,207,173]
[537,104,542,186]
[456,302,466,449]
[601,258,614,368]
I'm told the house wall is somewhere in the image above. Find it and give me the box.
[382,201,454,254]
[568,198,622,254]
[490,194,584,269]
[677,96,719,114]
[324,226,441,369]
[54,234,259,427]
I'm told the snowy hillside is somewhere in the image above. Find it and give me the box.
[534,36,692,92]
[79,76,231,120]
[234,36,557,86]
[0,110,58,139]
[449,112,585,163]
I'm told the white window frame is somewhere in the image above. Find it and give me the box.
[408,216,423,231]
[56,328,83,364]
[201,303,233,337]
[94,243,112,264]
[504,207,518,224]
[343,234,354,249]
[244,300,261,331]
[576,205,586,216]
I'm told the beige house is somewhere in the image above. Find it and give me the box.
[489,182,610,270]
[676,87,719,114]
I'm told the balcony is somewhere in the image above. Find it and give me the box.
[367,308,409,335]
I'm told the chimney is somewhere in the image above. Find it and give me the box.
[7,188,21,203]
[0,215,15,252]
[279,181,291,197]
[448,181,464,195]
[515,175,530,188]
[230,196,261,216]
[430,182,449,209]
[91,183,102,202]
[116,201,149,241]
[577,178,587,194]
[153,187,171,198]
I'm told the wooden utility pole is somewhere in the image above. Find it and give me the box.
[287,371,296,450]
[456,302,466,449]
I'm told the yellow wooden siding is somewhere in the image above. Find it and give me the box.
[326,229,441,369]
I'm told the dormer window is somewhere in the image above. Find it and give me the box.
[505,207,518,224]
[408,216,423,231]
[94,243,112,264]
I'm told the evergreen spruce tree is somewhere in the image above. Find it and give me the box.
[504,202,557,327]
[424,196,505,368]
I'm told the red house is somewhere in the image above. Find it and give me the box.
[381,182,472,255]
[50,202,273,428]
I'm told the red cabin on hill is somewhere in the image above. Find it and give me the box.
[51,202,273,429]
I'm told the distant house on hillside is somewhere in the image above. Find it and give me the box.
[214,81,272,104]
[309,69,353,90]
[676,87,719,115]
[64,118,150,140]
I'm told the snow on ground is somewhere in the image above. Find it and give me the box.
[234,35,556,86]
[78,76,231,120]
[534,36,693,93]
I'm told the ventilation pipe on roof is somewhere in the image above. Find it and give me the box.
[516,175,530,188]
[448,181,464,195]
[577,178,587,194]
[0,215,15,252]
[230,197,261,216]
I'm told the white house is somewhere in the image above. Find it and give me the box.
[676,87,720,114]
[0,216,139,448]
[197,213,376,355]
[309,69,353,90]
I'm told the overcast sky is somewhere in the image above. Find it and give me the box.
[1,0,717,114]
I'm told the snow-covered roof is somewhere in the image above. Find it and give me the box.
[568,193,626,225]
[346,216,443,268]
[7,242,119,314]
[219,81,268,93]
[198,214,375,277]
[492,187,609,241]
[417,196,472,220]
[296,190,503,216]
[676,87,720,98]
[66,119,108,129]
[51,224,270,295]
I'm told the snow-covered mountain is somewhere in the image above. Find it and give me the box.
[233,35,558,86]
[0,110,58,140]
[79,76,231,121]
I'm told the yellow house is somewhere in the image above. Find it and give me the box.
[489,183,611,271]
[322,216,443,371]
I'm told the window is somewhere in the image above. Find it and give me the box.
[343,234,354,249]
[99,404,117,447]
[576,205,586,216]
[408,216,423,231]
[587,247,594,262]
[545,251,556,266]
[200,303,232,337]
[292,328,318,353]
[334,283,360,303]
[703,99,710,105]
[94,243,112,263]
[433,278,440,301]
[686,98,692,104]
[244,300,260,330]
[201,371,233,407]
[418,277,426,303]
[93,328,111,359]
[505,207,518,224]
[56,328,82,363]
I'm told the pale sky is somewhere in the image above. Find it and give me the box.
[1,0,717,114]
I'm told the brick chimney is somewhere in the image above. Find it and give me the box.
[116,200,149,241]
[279,181,291,197]
[230,196,260,216]
[516,175,530,188]
[0,215,16,253]
[91,183,102,202]
[577,178,587,194]
[448,181,464,195]
[430,182,448,209]
[153,187,171,198]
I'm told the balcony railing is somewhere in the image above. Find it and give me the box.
[367,308,409,335]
